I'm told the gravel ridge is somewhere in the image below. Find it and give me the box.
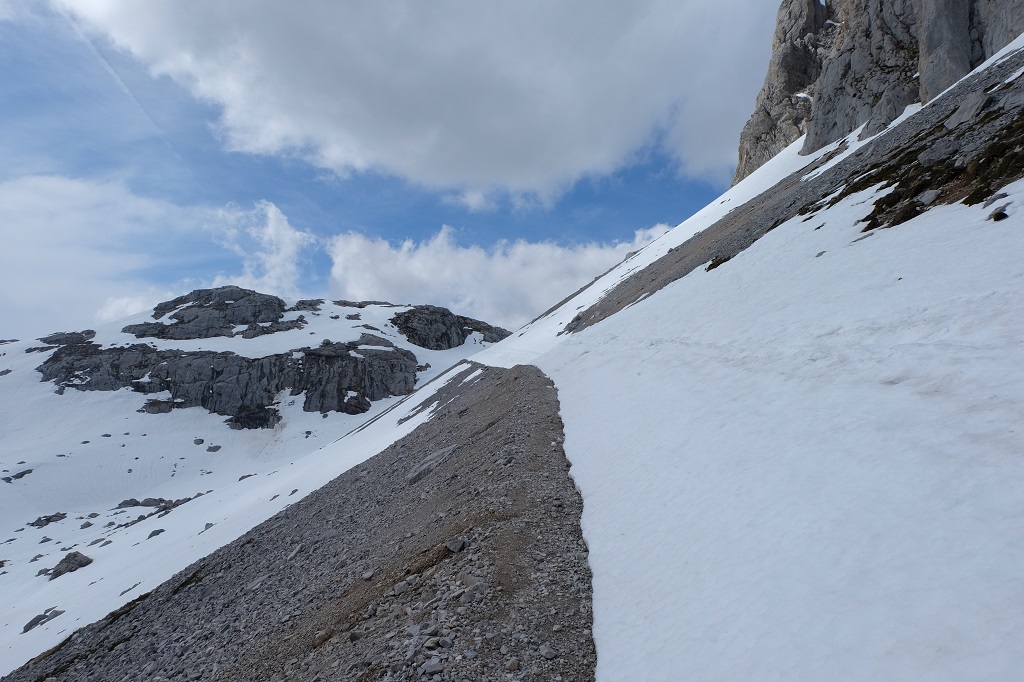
[4,363,595,682]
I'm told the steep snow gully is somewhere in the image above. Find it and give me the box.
[4,11,1024,682]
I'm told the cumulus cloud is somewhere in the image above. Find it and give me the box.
[57,1,776,196]
[211,200,317,297]
[327,224,669,331]
[0,178,315,338]
[0,175,212,337]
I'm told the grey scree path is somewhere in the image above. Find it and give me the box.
[5,363,596,682]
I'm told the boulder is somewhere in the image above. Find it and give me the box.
[122,286,291,340]
[48,551,92,580]
[391,306,510,350]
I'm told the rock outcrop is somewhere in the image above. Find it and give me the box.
[391,305,511,350]
[733,0,828,183]
[46,551,92,581]
[734,0,1024,183]
[36,333,417,427]
[572,41,1024,332]
[31,290,509,428]
[122,286,298,340]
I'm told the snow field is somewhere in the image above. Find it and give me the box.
[531,179,1024,679]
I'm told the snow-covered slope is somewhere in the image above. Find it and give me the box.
[484,183,1024,679]
[0,299,497,674]
[475,39,1024,681]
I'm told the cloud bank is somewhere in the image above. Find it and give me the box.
[0,175,206,337]
[57,1,775,197]
[0,176,667,338]
[328,225,669,330]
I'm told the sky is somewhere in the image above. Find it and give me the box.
[0,0,777,338]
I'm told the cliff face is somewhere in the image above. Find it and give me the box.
[734,0,1024,184]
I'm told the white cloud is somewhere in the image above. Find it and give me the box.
[211,200,317,297]
[95,290,176,324]
[443,190,499,213]
[0,175,211,337]
[0,177,313,339]
[327,224,670,330]
[0,175,662,339]
[56,1,776,196]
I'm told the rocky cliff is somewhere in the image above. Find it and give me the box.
[734,0,1024,183]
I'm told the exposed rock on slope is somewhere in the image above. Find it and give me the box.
[391,305,511,350]
[122,286,299,340]
[571,38,1024,333]
[37,333,417,426]
[734,0,1024,182]
[732,0,828,183]
[31,290,508,428]
[6,364,595,682]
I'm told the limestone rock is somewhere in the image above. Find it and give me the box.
[919,0,972,103]
[975,0,1024,59]
[122,286,291,340]
[36,333,417,428]
[733,0,828,183]
[391,305,511,350]
[734,0,1024,183]
[37,330,95,346]
[48,551,92,580]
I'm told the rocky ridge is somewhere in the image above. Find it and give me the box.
[31,289,510,428]
[734,0,1024,183]
[390,306,510,351]
[570,26,1024,331]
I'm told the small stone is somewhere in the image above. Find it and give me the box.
[445,537,467,553]
[422,658,444,674]
[362,569,375,581]
[989,205,1010,222]
[393,580,409,595]
[147,529,165,539]
[539,644,557,660]
[504,658,520,671]
[464,650,477,660]
[193,438,204,445]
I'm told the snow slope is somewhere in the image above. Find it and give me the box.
[0,300,494,675]
[477,129,1024,679]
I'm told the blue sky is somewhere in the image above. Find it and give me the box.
[0,1,776,337]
